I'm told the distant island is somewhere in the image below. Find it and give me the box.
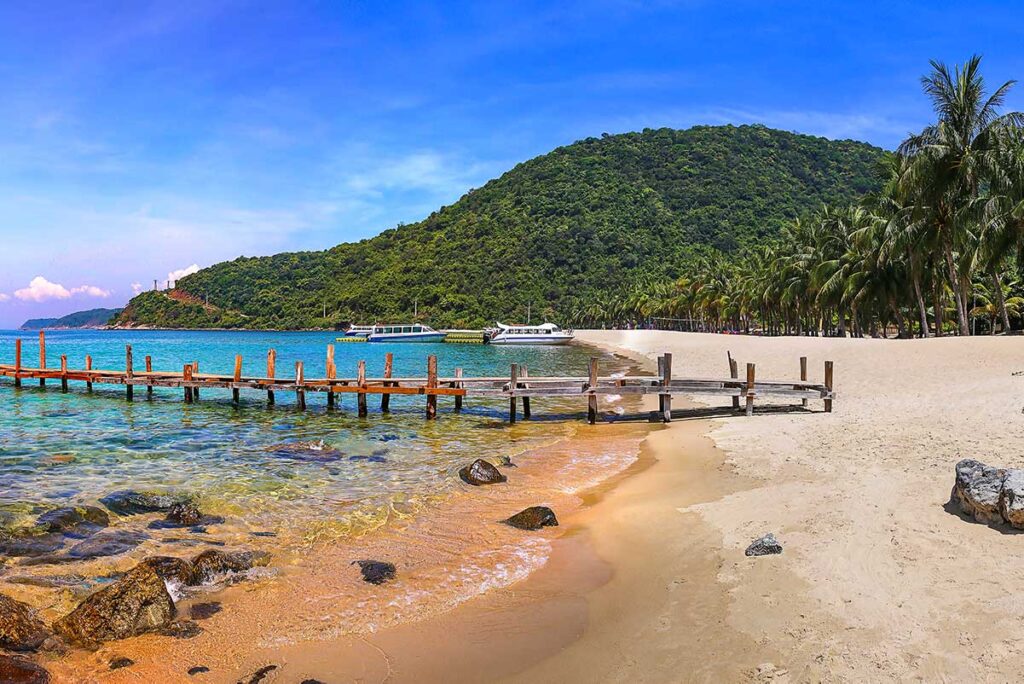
[113,124,885,330]
[21,308,123,330]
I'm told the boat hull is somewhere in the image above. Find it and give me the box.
[367,332,447,343]
[488,335,574,345]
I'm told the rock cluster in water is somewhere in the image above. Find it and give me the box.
[745,533,783,557]
[0,595,50,652]
[459,459,507,486]
[503,506,558,530]
[353,560,396,585]
[950,458,1024,528]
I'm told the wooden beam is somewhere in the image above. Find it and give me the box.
[125,344,133,401]
[326,345,336,408]
[657,355,665,416]
[381,352,393,412]
[661,352,673,422]
[824,361,834,413]
[295,361,306,410]
[587,357,599,424]
[357,360,368,417]
[745,362,755,417]
[13,338,21,387]
[38,331,46,387]
[800,356,808,408]
[232,355,242,404]
[85,355,92,392]
[728,351,739,410]
[192,362,200,400]
[145,355,153,397]
[521,365,531,419]
[266,349,276,405]
[183,364,194,403]
[426,355,438,419]
[60,355,68,392]
[454,367,463,412]
[508,363,518,424]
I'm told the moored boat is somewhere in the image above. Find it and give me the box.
[343,324,374,337]
[366,323,446,343]
[487,322,574,345]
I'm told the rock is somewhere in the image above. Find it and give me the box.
[300,680,327,684]
[0,594,50,651]
[188,665,211,676]
[148,502,224,530]
[353,560,396,585]
[502,506,558,531]
[459,459,507,486]
[36,506,110,538]
[53,564,176,648]
[0,531,65,557]
[68,529,149,559]
[38,635,69,657]
[745,533,783,557]
[951,459,1007,525]
[139,556,196,586]
[4,575,88,589]
[160,619,203,639]
[497,455,517,468]
[1000,469,1024,529]
[189,602,222,620]
[267,441,343,462]
[109,657,134,670]
[239,664,278,684]
[100,491,189,516]
[0,655,50,684]
[190,550,270,585]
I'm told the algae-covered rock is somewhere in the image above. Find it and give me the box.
[0,594,50,651]
[0,655,50,684]
[190,549,270,585]
[100,491,190,516]
[35,506,109,538]
[459,459,507,486]
[67,529,149,559]
[353,560,396,585]
[502,506,558,531]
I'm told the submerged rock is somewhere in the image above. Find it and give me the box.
[497,455,517,468]
[100,491,189,516]
[745,533,783,557]
[190,549,270,585]
[109,657,134,670]
[68,529,149,559]
[53,564,176,648]
[459,459,507,486]
[36,506,110,538]
[189,602,222,620]
[139,556,196,586]
[0,594,50,652]
[0,655,51,684]
[353,560,396,585]
[4,575,89,589]
[239,664,278,684]
[267,440,343,462]
[951,459,1007,525]
[0,531,65,558]
[148,502,225,530]
[503,506,558,531]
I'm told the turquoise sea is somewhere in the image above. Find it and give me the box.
[0,330,615,551]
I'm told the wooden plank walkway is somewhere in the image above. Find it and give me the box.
[0,333,835,423]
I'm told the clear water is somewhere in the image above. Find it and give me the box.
[0,330,614,549]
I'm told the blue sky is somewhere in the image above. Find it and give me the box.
[1,1,1023,326]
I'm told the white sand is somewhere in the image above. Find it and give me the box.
[572,331,1024,682]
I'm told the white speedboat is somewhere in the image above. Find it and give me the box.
[366,323,446,343]
[343,324,374,337]
[487,322,574,345]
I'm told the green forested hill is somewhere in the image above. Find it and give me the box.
[21,308,124,330]
[116,125,886,329]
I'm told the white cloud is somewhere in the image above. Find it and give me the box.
[131,282,143,294]
[167,264,200,284]
[0,293,9,302]
[13,276,111,302]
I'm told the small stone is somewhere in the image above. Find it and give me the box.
[459,459,507,486]
[0,594,50,651]
[109,657,134,670]
[161,620,203,639]
[497,455,517,468]
[0,655,51,684]
[353,560,396,585]
[189,602,222,620]
[503,506,558,531]
[189,665,211,676]
[745,533,783,557]
[67,529,149,559]
[190,549,270,585]
[239,664,278,684]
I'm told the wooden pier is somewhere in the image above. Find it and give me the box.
[0,333,835,423]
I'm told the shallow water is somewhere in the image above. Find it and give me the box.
[0,330,623,565]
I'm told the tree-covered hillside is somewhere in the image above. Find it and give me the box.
[21,308,124,330]
[116,125,886,329]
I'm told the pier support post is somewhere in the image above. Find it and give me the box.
[521,365,531,419]
[267,350,276,405]
[728,351,740,410]
[125,344,134,401]
[183,364,194,403]
[508,363,518,424]
[357,360,368,417]
[145,355,153,398]
[745,363,755,417]
[39,331,46,387]
[192,362,200,400]
[426,356,438,419]
[295,361,306,410]
[13,339,21,387]
[85,356,93,392]
[327,345,336,409]
[587,357,599,425]
[660,352,672,422]
[381,353,393,412]
[657,356,665,415]
[60,355,68,392]
[232,355,242,404]
[824,361,834,413]
[454,367,463,412]
[800,356,808,408]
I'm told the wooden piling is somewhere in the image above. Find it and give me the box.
[508,363,518,424]
[660,352,673,422]
[38,331,46,387]
[85,356,92,392]
[145,355,153,397]
[657,355,665,415]
[192,362,200,400]
[232,355,242,404]
[521,365,531,419]
[800,356,808,408]
[183,364,194,403]
[266,350,276,405]
[60,355,68,392]
[426,356,438,419]
[125,344,134,401]
[728,351,740,410]
[357,360,368,417]
[381,352,393,412]
[587,357,599,424]
[295,361,306,410]
[745,363,755,417]
[13,339,21,387]
[454,367,463,412]
[326,345,336,408]
[824,361,834,413]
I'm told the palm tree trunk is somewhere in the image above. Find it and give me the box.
[943,244,970,335]
[911,267,929,338]
[992,270,1012,334]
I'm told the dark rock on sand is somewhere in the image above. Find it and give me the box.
[188,665,211,675]
[353,560,396,585]
[301,680,327,684]
[161,619,203,639]
[36,506,110,538]
[0,594,50,651]
[503,506,558,531]
[190,549,270,585]
[459,459,507,486]
[189,602,222,620]
[68,529,149,559]
[139,556,196,586]
[100,490,189,516]
[109,657,134,670]
[0,531,65,557]
[951,459,1007,525]
[54,564,175,648]
[0,655,51,684]
[497,455,517,468]
[745,533,783,557]
[239,664,278,683]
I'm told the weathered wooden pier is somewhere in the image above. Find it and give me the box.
[0,333,834,423]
